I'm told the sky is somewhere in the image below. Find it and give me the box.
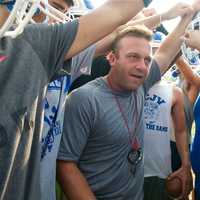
[91,0,191,32]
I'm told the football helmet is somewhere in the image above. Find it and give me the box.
[181,12,200,66]
[0,0,71,38]
[68,0,92,18]
[151,31,166,48]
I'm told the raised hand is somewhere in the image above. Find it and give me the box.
[162,2,193,21]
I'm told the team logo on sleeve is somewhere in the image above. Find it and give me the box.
[0,55,7,63]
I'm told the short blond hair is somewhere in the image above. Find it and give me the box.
[111,25,153,53]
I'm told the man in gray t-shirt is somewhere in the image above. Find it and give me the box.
[58,61,160,200]
[0,21,78,200]
[57,26,161,200]
[57,11,194,199]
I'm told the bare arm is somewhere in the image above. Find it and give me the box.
[176,56,200,88]
[65,0,144,60]
[57,161,96,200]
[154,3,194,74]
[170,86,192,198]
[172,87,190,167]
[128,14,163,30]
[94,31,117,58]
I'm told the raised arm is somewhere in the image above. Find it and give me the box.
[154,3,194,74]
[65,0,145,60]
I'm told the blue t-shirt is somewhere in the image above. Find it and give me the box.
[191,94,200,195]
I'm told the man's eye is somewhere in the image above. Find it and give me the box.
[129,55,137,59]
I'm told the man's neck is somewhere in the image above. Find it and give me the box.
[106,73,136,95]
[106,74,124,93]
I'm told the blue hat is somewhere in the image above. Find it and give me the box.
[151,31,166,48]
[152,31,166,43]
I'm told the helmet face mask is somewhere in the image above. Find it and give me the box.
[181,12,200,66]
[67,0,93,19]
[0,0,71,38]
[0,0,92,38]
[0,0,41,38]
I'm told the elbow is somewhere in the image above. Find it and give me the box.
[57,160,78,181]
[57,160,77,173]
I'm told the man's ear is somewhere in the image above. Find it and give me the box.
[106,51,117,66]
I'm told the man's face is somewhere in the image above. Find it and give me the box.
[33,0,71,23]
[109,36,152,91]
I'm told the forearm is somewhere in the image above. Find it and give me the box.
[129,12,171,30]
[103,0,145,26]
[66,0,145,59]
[57,161,96,200]
[155,12,194,74]
[95,30,118,57]
[175,130,190,167]
[83,0,144,35]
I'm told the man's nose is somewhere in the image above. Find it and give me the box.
[136,58,147,70]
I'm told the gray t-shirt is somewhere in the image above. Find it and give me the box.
[0,20,78,200]
[58,60,161,200]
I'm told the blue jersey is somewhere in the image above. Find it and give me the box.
[191,94,200,195]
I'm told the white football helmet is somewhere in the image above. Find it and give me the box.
[181,12,200,66]
[67,0,93,19]
[0,0,71,38]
